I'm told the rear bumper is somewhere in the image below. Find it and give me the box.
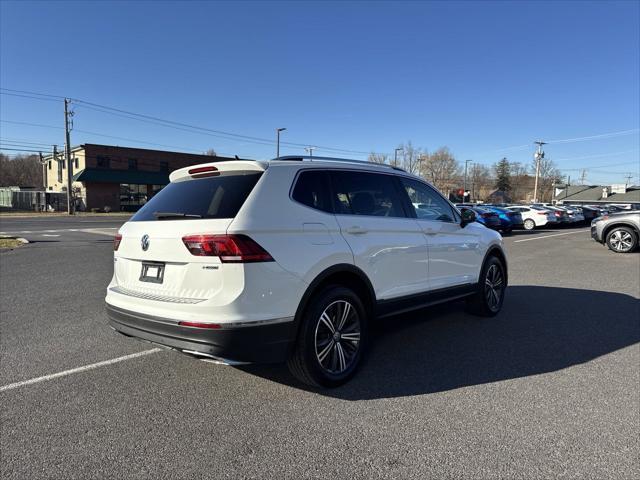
[106,303,296,364]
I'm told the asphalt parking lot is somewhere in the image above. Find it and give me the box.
[1,216,638,479]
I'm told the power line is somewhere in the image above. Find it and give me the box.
[0,88,371,156]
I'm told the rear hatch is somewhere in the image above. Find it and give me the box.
[112,162,265,302]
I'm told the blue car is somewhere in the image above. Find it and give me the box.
[468,206,501,230]
[481,206,523,233]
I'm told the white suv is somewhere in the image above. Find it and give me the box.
[106,157,507,387]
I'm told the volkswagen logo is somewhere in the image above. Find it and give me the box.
[141,234,150,251]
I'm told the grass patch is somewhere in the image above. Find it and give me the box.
[0,238,24,249]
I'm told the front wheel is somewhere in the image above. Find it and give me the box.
[287,286,367,387]
[466,256,506,317]
[606,227,638,253]
[523,218,536,230]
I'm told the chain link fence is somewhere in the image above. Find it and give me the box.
[0,188,68,212]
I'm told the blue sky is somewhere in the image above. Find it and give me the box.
[1,0,638,184]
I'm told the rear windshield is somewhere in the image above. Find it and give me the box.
[131,172,262,221]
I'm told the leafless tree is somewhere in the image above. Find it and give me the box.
[204,148,217,156]
[398,141,423,175]
[469,164,493,202]
[419,147,461,195]
[531,157,563,202]
[367,152,389,164]
[0,153,43,187]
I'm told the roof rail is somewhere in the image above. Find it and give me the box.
[274,155,406,172]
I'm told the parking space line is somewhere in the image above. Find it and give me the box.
[514,229,589,243]
[0,349,160,393]
[81,228,118,236]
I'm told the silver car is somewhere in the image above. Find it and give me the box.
[591,211,640,253]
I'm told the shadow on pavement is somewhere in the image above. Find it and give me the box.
[241,286,640,400]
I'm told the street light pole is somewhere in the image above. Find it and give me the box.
[305,146,316,158]
[276,127,286,159]
[394,147,403,167]
[463,159,472,203]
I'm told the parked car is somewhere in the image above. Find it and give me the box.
[578,205,606,223]
[106,157,508,387]
[457,205,502,230]
[556,205,585,224]
[591,211,640,253]
[482,206,523,232]
[532,205,569,224]
[507,205,558,230]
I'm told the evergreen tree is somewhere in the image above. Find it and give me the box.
[494,157,511,192]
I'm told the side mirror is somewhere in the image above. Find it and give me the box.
[460,208,476,227]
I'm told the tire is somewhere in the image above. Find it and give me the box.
[606,226,638,253]
[466,255,507,317]
[502,228,512,235]
[287,285,368,388]
[523,219,536,230]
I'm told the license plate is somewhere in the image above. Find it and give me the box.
[140,262,165,284]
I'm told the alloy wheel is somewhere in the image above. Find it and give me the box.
[484,264,504,312]
[610,230,634,252]
[314,300,361,374]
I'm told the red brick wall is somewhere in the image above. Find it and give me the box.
[85,182,120,211]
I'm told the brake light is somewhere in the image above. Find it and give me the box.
[554,211,561,216]
[188,166,219,178]
[537,211,547,215]
[114,233,122,251]
[182,234,274,262]
[178,321,222,329]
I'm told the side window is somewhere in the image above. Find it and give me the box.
[291,170,333,213]
[330,171,406,218]
[400,177,456,222]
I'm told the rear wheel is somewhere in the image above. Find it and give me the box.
[466,256,506,317]
[288,286,367,387]
[606,227,638,253]
[523,218,536,230]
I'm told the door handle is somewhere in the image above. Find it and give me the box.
[345,226,368,235]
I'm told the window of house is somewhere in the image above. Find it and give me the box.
[128,158,138,170]
[74,157,79,169]
[329,171,406,217]
[96,155,110,168]
[159,161,169,172]
[48,161,52,170]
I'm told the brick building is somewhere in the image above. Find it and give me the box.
[43,144,236,211]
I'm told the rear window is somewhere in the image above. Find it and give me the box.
[131,172,262,221]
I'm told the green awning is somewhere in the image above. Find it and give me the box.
[72,168,170,185]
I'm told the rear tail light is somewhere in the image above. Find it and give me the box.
[537,211,547,215]
[182,234,274,262]
[114,233,122,251]
[188,166,219,178]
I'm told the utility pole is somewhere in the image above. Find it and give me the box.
[276,127,286,159]
[579,169,587,185]
[64,98,74,214]
[304,146,316,158]
[624,173,633,186]
[533,140,546,203]
[463,159,472,203]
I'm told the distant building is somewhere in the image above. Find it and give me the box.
[554,184,640,208]
[43,144,237,211]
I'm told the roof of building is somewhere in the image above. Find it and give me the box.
[555,185,640,203]
[72,168,170,185]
